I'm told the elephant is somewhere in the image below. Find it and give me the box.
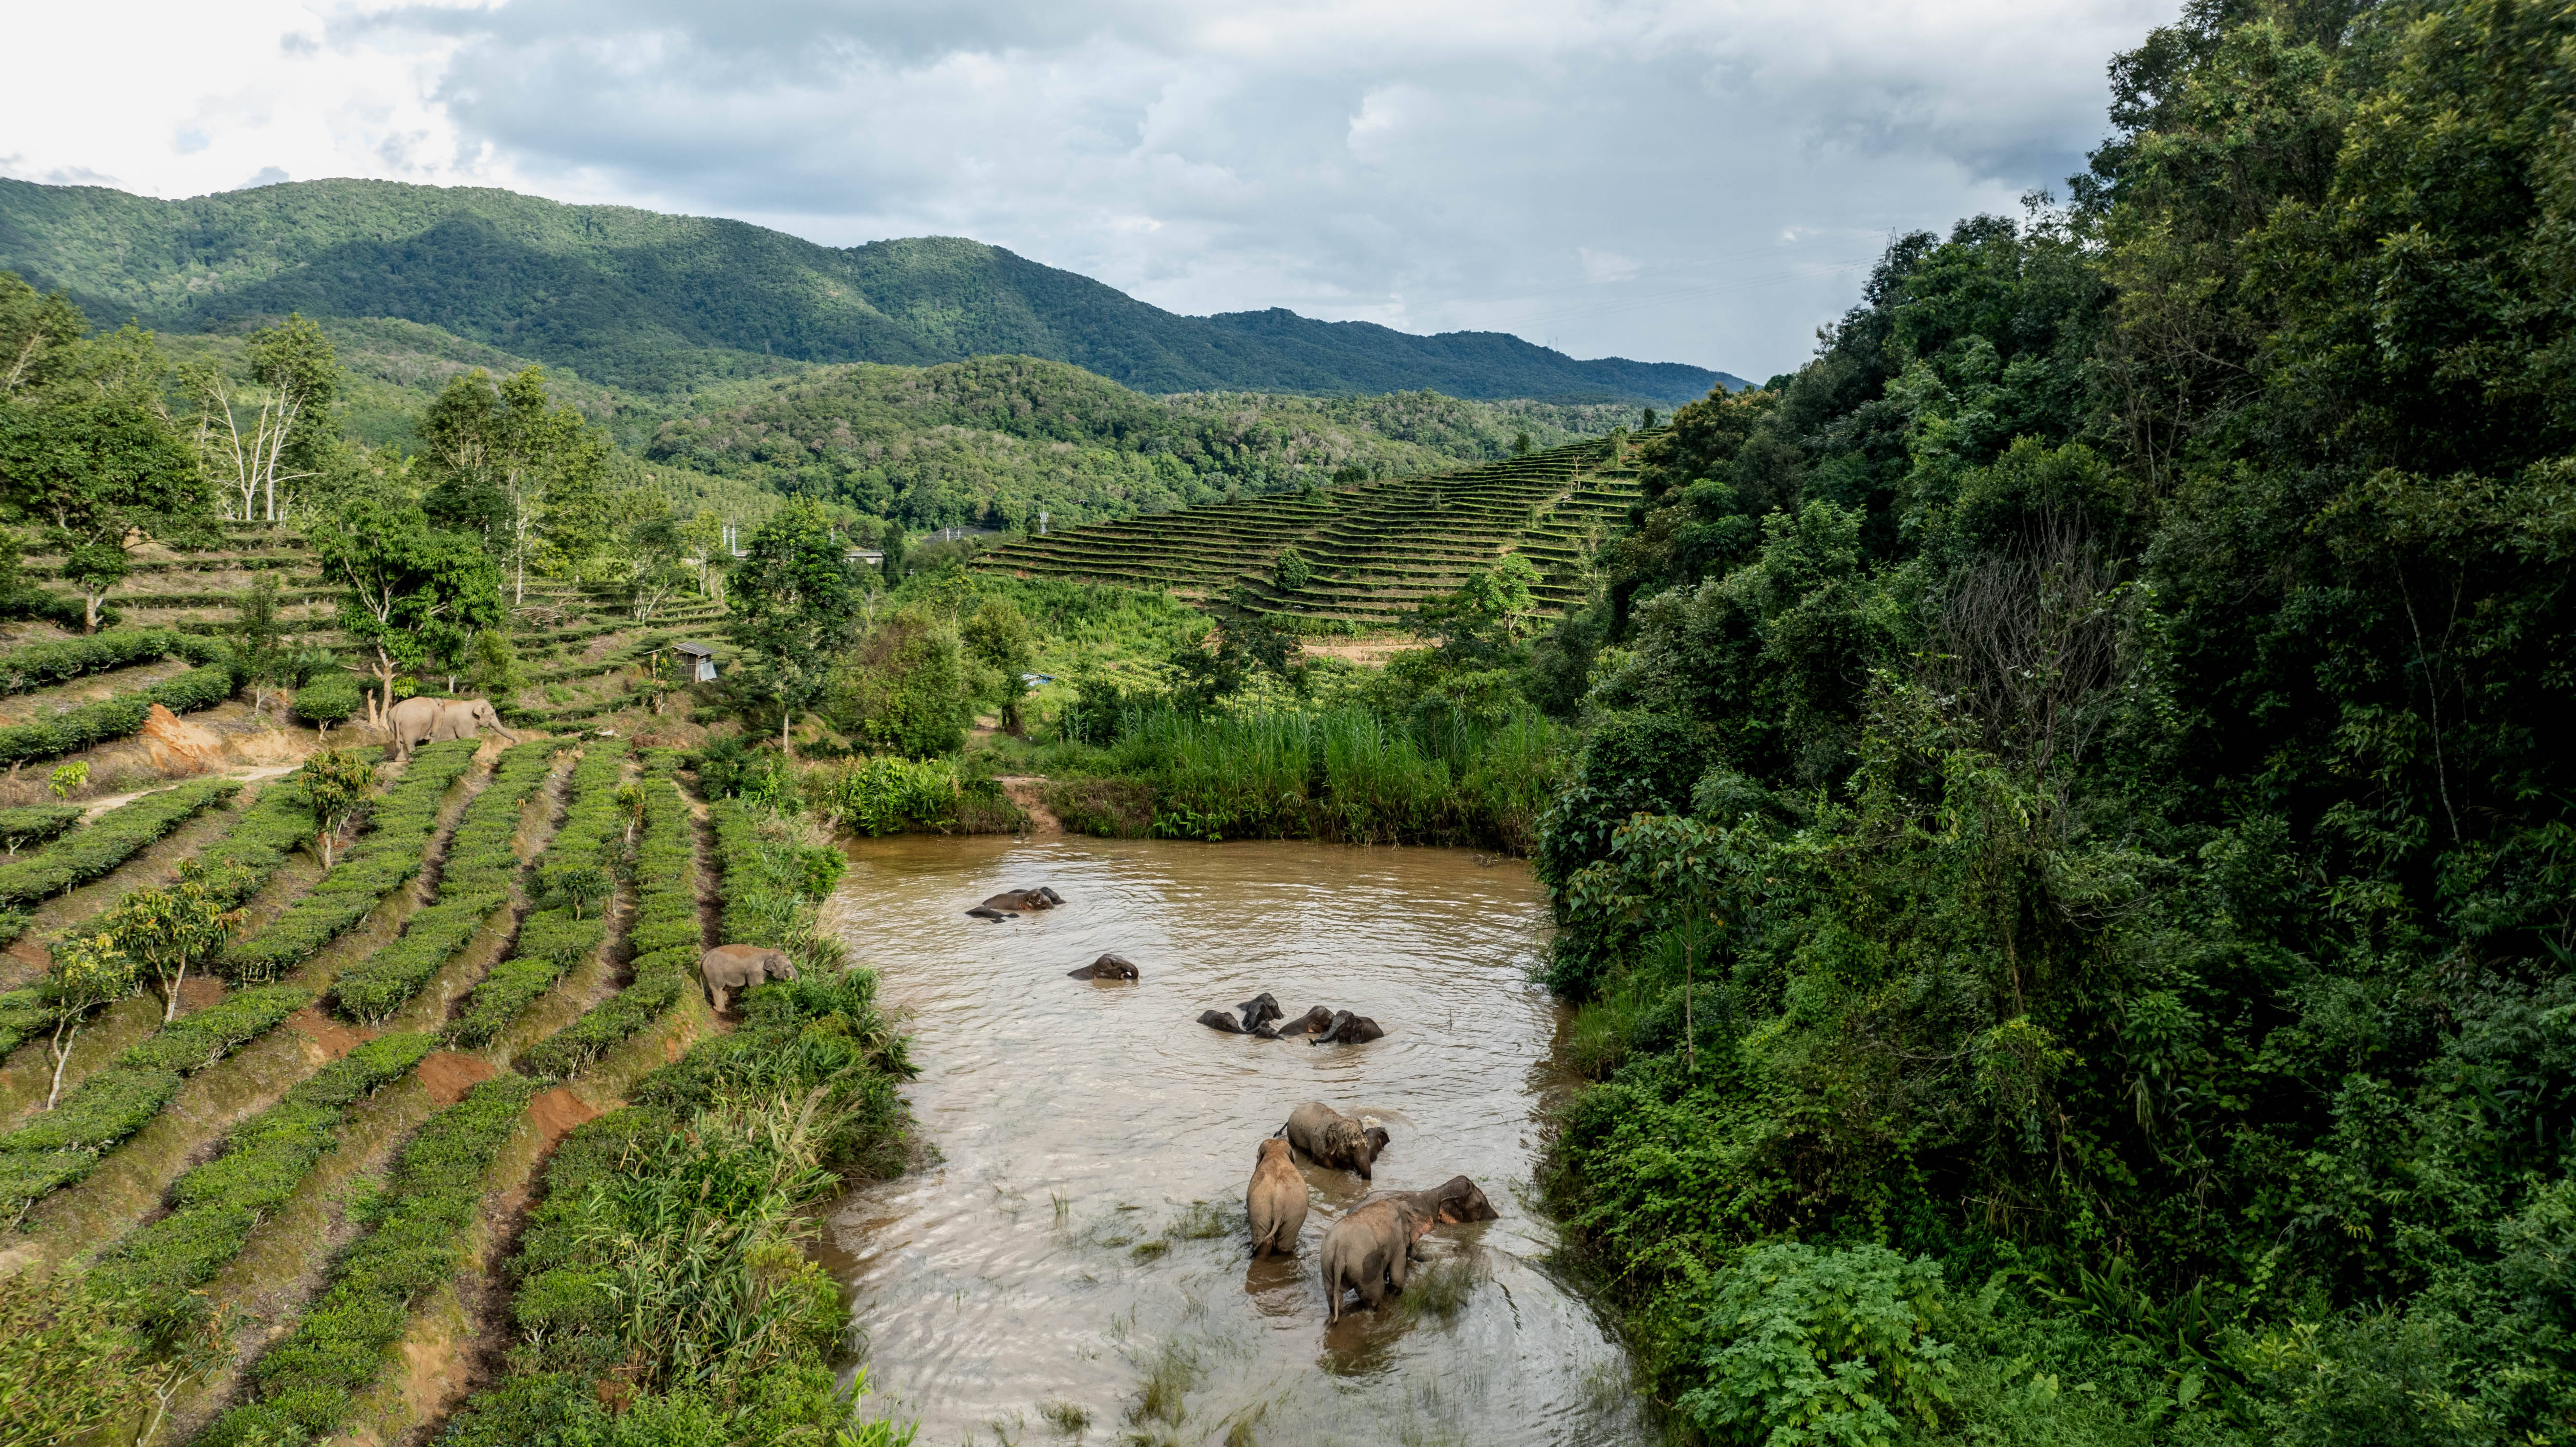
[1246,1137,1308,1258]
[1282,1101,1382,1180]
[1272,1006,1337,1038]
[977,887,1063,915]
[387,695,518,763]
[1358,1176,1500,1234]
[1308,1010,1385,1045]
[1238,992,1283,1032]
[1068,952,1139,980]
[700,944,797,1014]
[1199,1009,1278,1038]
[1320,1195,1437,1321]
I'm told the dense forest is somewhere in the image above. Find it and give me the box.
[0,178,1740,401]
[1520,0,2576,1442]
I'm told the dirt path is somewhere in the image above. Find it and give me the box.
[996,775,1061,834]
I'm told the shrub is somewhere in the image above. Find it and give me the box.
[221,741,478,982]
[811,754,958,836]
[86,1031,435,1341]
[0,778,240,908]
[0,805,81,855]
[289,673,363,726]
[194,1075,543,1447]
[0,628,218,695]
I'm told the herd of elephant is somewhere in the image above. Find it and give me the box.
[973,881,1489,1323]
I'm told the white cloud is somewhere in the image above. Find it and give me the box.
[0,0,2178,378]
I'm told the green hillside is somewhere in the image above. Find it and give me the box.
[638,355,1643,531]
[979,432,1643,626]
[0,178,1740,403]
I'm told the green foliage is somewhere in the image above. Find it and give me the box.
[708,800,854,976]
[0,777,237,908]
[0,625,219,694]
[0,804,80,854]
[825,610,975,758]
[0,662,234,768]
[327,740,562,1021]
[222,741,474,982]
[1533,2,2576,1440]
[0,1271,201,1447]
[88,1031,434,1342]
[444,969,910,1443]
[0,984,306,1212]
[518,751,701,1078]
[445,744,625,1048]
[416,365,612,600]
[728,498,864,748]
[195,1074,543,1447]
[811,755,961,837]
[1674,1244,1959,1445]
[288,671,363,725]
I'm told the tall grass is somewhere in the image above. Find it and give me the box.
[1050,700,1568,851]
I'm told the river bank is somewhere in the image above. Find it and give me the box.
[814,833,1646,1447]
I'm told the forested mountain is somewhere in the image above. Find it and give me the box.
[639,355,1638,530]
[1523,0,2576,1442]
[0,179,1739,402]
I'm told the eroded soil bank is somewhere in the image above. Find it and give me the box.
[818,835,1647,1447]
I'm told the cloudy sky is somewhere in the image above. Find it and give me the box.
[2,0,2172,379]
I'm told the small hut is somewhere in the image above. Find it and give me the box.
[675,641,719,683]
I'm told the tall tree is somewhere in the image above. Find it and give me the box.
[416,366,609,607]
[186,313,341,523]
[727,498,861,756]
[0,397,207,631]
[311,497,502,727]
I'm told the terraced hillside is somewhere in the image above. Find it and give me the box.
[0,735,906,1445]
[973,431,1654,627]
[9,525,730,740]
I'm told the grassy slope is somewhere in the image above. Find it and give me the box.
[0,176,1732,402]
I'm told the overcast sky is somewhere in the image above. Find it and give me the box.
[3,0,2172,379]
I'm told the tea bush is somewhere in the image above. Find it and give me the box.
[0,777,239,908]
[194,1074,543,1447]
[519,750,700,1077]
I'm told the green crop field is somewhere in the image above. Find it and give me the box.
[972,431,1652,628]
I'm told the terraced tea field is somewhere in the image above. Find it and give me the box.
[8,523,730,746]
[0,733,904,1444]
[973,431,1655,627]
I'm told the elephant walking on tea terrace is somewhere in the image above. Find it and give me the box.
[701,944,797,1013]
[387,696,518,762]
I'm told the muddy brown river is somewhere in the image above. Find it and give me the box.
[816,835,1648,1447]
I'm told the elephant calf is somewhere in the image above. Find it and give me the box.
[971,886,1063,917]
[1238,992,1283,1032]
[1308,1010,1385,1045]
[1272,1006,1337,1038]
[1282,1101,1385,1180]
[1358,1176,1500,1233]
[1200,1009,1278,1038]
[1320,1195,1437,1321]
[1246,1137,1308,1257]
[1068,952,1139,980]
[701,944,797,1014]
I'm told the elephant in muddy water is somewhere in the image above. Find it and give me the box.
[1307,1010,1384,1045]
[1282,1101,1382,1180]
[969,887,1063,919]
[1247,1137,1308,1257]
[1320,1195,1438,1322]
[1358,1176,1500,1255]
[1272,1006,1336,1038]
[1068,953,1139,980]
[1199,1009,1277,1038]
[386,696,517,763]
[701,944,796,1013]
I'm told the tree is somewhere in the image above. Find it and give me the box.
[186,314,340,523]
[0,398,208,631]
[297,747,376,872]
[962,596,1036,732]
[416,367,610,607]
[100,865,245,1023]
[312,497,503,727]
[1410,555,1542,658]
[40,933,136,1110]
[1511,431,1534,457]
[727,499,862,756]
[227,573,292,713]
[463,628,525,703]
[679,508,731,602]
[47,762,86,802]
[605,490,690,624]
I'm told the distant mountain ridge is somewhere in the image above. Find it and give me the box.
[0,178,1742,403]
